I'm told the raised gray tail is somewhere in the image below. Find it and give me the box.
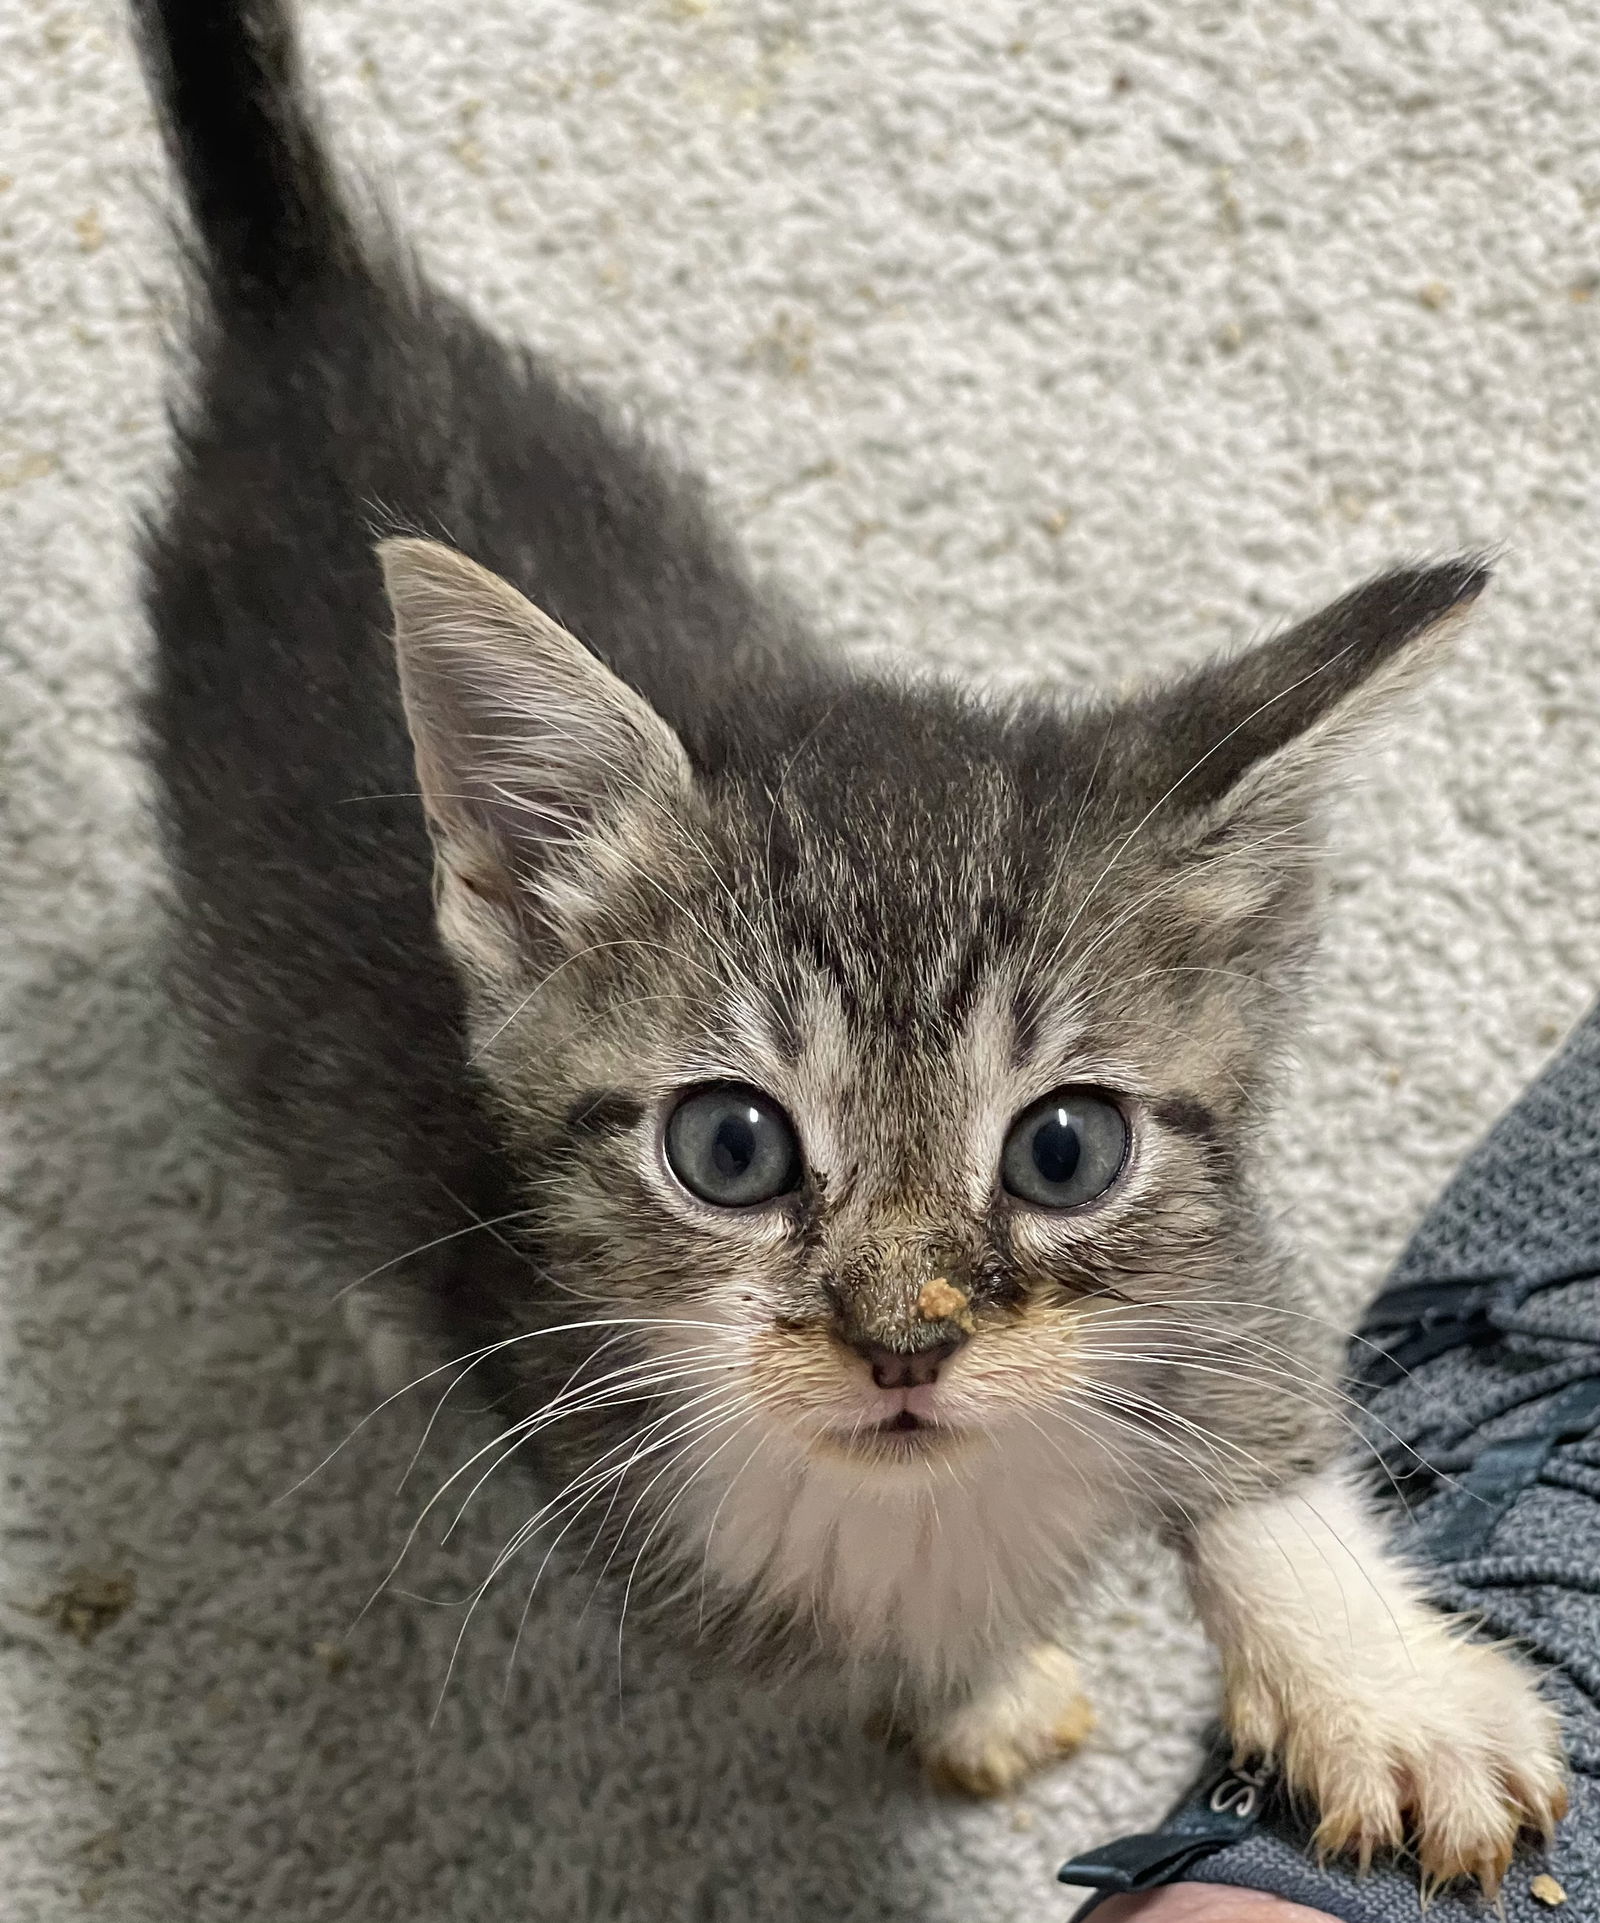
[132,0,357,302]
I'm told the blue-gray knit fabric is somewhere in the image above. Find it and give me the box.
[1077,1000,1600,1920]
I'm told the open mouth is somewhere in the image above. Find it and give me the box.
[868,1411,950,1451]
[817,1409,963,1458]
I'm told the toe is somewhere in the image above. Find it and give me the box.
[1051,1693,1097,1753]
[924,1747,1020,1798]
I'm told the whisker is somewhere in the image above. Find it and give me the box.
[501,1411,743,1696]
[1042,639,1359,971]
[437,1359,737,1545]
[355,1345,739,1620]
[284,1312,741,1502]
[327,1207,540,1308]
[437,1395,754,1714]
[697,1428,772,1630]
[612,1409,764,1690]
[468,936,718,1060]
[482,1386,756,1597]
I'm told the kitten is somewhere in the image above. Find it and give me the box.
[132,0,1563,1889]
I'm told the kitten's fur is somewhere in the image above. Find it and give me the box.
[133,0,1563,1886]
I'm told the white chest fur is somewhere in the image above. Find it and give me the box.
[684,1416,1122,1700]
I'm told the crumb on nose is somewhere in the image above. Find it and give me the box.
[916,1276,974,1331]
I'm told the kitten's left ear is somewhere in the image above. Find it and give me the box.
[1113,557,1490,967]
[378,537,692,974]
[1132,556,1490,833]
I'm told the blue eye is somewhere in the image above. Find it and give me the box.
[1001,1091,1128,1209]
[664,1084,802,1207]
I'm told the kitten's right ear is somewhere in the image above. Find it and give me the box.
[378,538,692,975]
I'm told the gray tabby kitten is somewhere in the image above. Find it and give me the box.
[133,0,1562,1890]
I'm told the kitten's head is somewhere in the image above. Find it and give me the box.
[380,539,1481,1523]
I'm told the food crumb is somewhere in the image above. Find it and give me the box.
[314,1639,350,1677]
[1531,1873,1567,1907]
[916,1278,972,1328]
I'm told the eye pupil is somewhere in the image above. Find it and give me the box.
[665,1085,801,1207]
[712,1112,758,1181]
[1032,1112,1081,1186]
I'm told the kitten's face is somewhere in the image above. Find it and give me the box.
[381,539,1483,1527]
[468,699,1290,1500]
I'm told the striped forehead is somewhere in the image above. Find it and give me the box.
[760,953,1076,1196]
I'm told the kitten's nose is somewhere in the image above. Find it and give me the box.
[856,1338,965,1390]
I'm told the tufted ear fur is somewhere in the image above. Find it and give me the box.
[378,537,692,978]
[1103,558,1491,967]
[1134,558,1489,830]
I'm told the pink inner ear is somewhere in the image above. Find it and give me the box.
[382,538,694,892]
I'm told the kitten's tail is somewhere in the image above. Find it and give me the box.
[132,0,357,303]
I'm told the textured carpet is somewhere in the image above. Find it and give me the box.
[4,1,1600,1917]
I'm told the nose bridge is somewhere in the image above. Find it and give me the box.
[845,1048,966,1214]
[829,1208,975,1355]
[820,1067,983,1371]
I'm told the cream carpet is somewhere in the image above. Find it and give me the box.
[4,0,1600,1915]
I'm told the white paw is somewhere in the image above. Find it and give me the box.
[1225,1624,1567,1893]
[919,1645,1095,1797]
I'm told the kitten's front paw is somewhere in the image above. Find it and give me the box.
[1226,1627,1566,1893]
[920,1644,1095,1797]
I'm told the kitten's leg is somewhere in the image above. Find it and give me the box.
[1184,1466,1566,1893]
[919,1643,1096,1796]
